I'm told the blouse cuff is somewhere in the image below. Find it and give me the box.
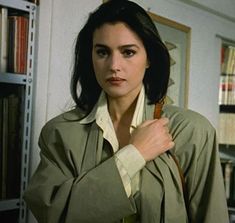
[115,144,146,179]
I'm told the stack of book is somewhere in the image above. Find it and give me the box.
[0,7,8,73]
[219,45,235,105]
[221,159,235,207]
[0,7,29,74]
[219,113,235,145]
[0,86,22,199]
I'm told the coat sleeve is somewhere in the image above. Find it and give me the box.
[23,125,137,223]
[169,107,230,223]
[186,126,229,223]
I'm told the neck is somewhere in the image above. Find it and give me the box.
[107,89,142,148]
[108,95,138,148]
[107,93,139,125]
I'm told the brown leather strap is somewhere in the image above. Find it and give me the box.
[154,100,190,218]
[154,97,165,119]
[168,152,189,216]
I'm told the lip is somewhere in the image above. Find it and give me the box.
[106,77,125,85]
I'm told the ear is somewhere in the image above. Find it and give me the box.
[146,58,150,68]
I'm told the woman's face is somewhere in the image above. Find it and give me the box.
[92,22,149,101]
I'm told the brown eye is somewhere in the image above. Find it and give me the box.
[122,49,136,58]
[96,48,109,58]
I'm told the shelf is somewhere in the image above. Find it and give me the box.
[220,105,235,113]
[229,207,235,223]
[0,199,20,211]
[0,73,27,85]
[229,207,235,214]
[221,73,235,76]
[0,0,34,12]
[0,1,37,222]
[220,144,235,162]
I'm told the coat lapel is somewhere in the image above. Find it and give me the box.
[141,101,188,223]
[80,121,104,173]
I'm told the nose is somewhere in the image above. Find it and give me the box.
[108,52,121,72]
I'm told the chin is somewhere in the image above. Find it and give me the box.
[104,88,128,98]
[106,92,125,99]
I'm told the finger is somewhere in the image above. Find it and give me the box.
[158,117,169,126]
[168,141,175,149]
[138,119,157,128]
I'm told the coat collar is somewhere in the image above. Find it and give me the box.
[62,86,147,123]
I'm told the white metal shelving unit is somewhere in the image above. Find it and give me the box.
[218,37,235,223]
[0,1,37,222]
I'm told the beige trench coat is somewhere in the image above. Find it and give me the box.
[24,102,229,223]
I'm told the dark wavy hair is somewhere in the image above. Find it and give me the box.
[71,0,170,114]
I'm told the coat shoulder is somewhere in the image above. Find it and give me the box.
[163,104,215,134]
[163,105,216,158]
[40,108,89,142]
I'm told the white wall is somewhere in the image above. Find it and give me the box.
[28,0,235,222]
[30,0,100,170]
[181,0,235,22]
[133,0,235,126]
[198,0,235,17]
[28,0,100,222]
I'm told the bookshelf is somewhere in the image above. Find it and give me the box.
[0,0,37,223]
[218,38,235,222]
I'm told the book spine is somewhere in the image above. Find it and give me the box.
[225,162,233,199]
[0,7,8,73]
[1,97,8,199]
[220,46,235,105]
[7,15,29,74]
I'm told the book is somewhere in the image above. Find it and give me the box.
[6,93,21,198]
[7,15,29,74]
[227,47,235,75]
[219,45,235,105]
[1,97,8,199]
[225,162,233,199]
[221,160,235,206]
[16,15,29,74]
[219,113,235,145]
[0,90,22,199]
[7,16,15,73]
[222,46,235,75]
[219,75,235,105]
[0,7,8,73]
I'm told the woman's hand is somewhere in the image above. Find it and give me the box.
[129,118,174,162]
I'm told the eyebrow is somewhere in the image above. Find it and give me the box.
[94,44,140,49]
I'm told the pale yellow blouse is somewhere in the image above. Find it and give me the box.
[79,86,146,196]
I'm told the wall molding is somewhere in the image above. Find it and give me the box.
[177,0,235,23]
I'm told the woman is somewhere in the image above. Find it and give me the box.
[24,0,229,222]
